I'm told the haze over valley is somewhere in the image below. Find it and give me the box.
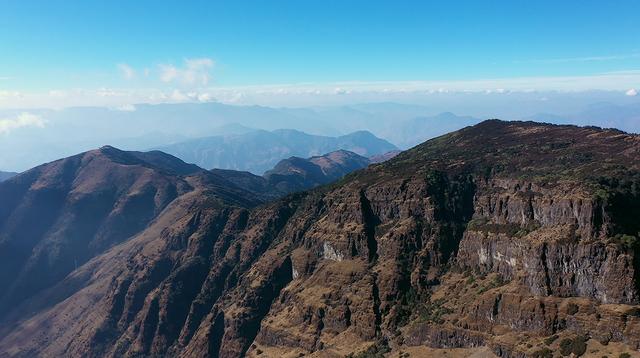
[1,98,640,173]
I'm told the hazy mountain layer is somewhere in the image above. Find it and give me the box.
[529,102,640,134]
[3,100,639,172]
[263,149,372,194]
[156,129,397,174]
[212,149,382,198]
[0,172,17,182]
[384,112,481,148]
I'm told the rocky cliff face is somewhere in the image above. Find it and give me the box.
[1,120,639,358]
[456,178,638,304]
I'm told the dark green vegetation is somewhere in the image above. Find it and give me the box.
[558,336,587,356]
[346,340,391,358]
[544,335,559,345]
[531,347,553,358]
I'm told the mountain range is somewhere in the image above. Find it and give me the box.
[528,102,640,134]
[0,146,375,325]
[0,120,639,357]
[155,129,397,174]
[381,112,481,148]
[3,100,640,172]
[210,149,378,199]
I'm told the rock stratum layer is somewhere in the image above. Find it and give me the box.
[1,120,640,358]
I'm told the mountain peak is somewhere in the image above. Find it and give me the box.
[310,149,364,163]
[380,119,640,185]
[263,149,370,194]
[466,119,633,137]
[339,129,377,138]
[99,144,117,150]
[93,145,203,176]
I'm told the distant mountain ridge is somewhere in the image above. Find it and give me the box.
[3,100,639,172]
[384,112,482,148]
[212,149,388,197]
[0,171,17,182]
[155,128,398,174]
[528,102,640,133]
[263,149,372,194]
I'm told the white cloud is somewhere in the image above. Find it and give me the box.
[626,88,638,96]
[0,112,46,135]
[48,90,68,98]
[113,104,137,111]
[159,58,214,86]
[118,63,135,80]
[197,92,214,102]
[159,65,178,83]
[166,90,215,103]
[0,90,23,99]
[169,89,189,102]
[96,88,120,97]
[2,69,640,109]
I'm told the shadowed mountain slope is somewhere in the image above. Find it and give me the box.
[0,146,261,322]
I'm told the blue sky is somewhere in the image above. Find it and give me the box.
[1,0,639,107]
